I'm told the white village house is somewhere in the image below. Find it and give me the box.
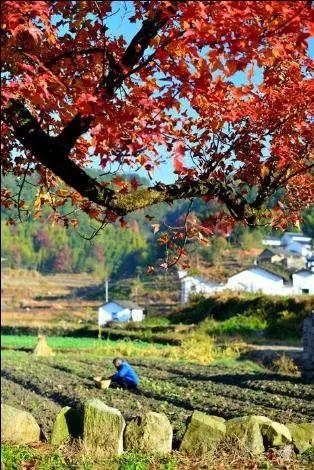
[292,270,314,295]
[98,300,144,326]
[257,247,305,270]
[263,232,312,257]
[226,267,286,295]
[281,232,312,249]
[179,266,314,303]
[178,270,223,303]
[307,254,314,271]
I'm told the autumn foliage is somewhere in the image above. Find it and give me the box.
[1,1,313,266]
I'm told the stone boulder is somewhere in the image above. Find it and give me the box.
[1,404,40,444]
[33,335,54,357]
[261,420,291,447]
[226,415,270,454]
[124,411,172,453]
[83,399,125,457]
[276,445,295,460]
[287,423,314,453]
[51,406,83,446]
[226,415,292,455]
[180,411,226,456]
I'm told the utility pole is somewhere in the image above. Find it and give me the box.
[105,278,108,303]
[196,252,199,269]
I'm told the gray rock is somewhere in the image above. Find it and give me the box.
[124,411,172,453]
[261,420,291,447]
[50,406,83,446]
[1,404,40,444]
[83,399,125,457]
[180,411,226,456]
[275,444,295,460]
[226,415,293,454]
[287,422,314,453]
[226,415,270,454]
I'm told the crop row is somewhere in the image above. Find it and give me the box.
[2,351,313,432]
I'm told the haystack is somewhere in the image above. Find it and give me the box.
[33,335,54,357]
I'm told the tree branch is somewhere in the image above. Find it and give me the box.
[99,4,176,96]
[4,3,181,209]
[5,99,112,206]
[5,98,255,221]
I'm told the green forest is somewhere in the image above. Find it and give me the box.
[2,172,313,278]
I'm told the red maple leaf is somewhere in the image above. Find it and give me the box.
[173,141,185,174]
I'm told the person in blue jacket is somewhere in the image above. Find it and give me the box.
[108,357,139,390]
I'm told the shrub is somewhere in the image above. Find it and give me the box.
[1,445,36,470]
[300,446,314,464]
[201,315,267,338]
[272,355,300,376]
[169,293,313,339]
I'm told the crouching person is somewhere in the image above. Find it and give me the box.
[108,357,139,391]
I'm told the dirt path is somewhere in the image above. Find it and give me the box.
[247,344,302,352]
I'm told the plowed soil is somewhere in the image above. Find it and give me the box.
[2,350,313,447]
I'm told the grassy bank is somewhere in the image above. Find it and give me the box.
[1,325,182,346]
[1,334,238,365]
[2,443,313,470]
[169,293,314,340]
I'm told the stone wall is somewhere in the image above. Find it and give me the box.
[2,403,314,457]
[302,312,314,382]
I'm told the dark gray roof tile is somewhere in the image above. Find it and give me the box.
[111,300,141,309]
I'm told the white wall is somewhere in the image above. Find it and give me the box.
[177,269,188,279]
[292,272,314,295]
[98,302,144,325]
[181,277,220,303]
[131,309,144,321]
[180,267,314,300]
[227,269,284,295]
[98,309,112,326]
[262,239,281,246]
[98,302,129,326]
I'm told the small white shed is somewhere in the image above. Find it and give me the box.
[98,300,144,326]
[226,267,285,295]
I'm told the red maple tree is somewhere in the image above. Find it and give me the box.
[1,1,313,265]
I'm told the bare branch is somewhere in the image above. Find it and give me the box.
[165,198,194,268]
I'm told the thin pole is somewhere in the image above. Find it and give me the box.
[105,278,108,303]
